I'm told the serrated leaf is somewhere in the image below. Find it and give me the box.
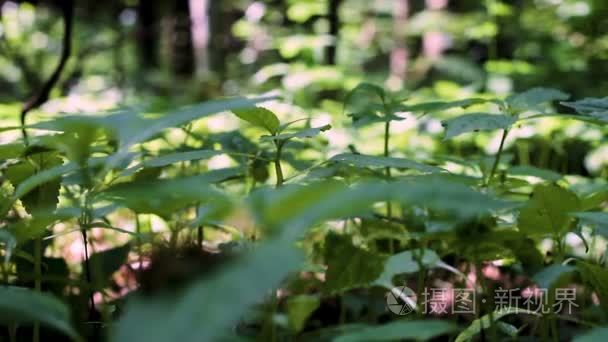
[455,308,539,342]
[122,150,222,176]
[561,97,608,116]
[330,153,444,173]
[517,183,580,236]
[0,286,80,341]
[324,233,386,294]
[441,113,516,140]
[401,98,488,113]
[261,124,331,141]
[375,249,440,286]
[233,106,280,134]
[507,87,569,110]
[334,320,458,342]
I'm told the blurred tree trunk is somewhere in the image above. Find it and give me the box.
[189,0,210,76]
[325,0,342,65]
[208,1,241,78]
[137,0,159,69]
[170,0,195,77]
[387,0,409,90]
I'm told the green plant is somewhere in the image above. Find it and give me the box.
[0,85,607,342]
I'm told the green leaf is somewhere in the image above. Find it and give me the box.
[507,87,569,110]
[577,262,608,313]
[561,97,608,118]
[401,98,488,113]
[260,124,331,141]
[532,264,575,290]
[441,113,516,140]
[375,249,440,286]
[287,295,320,333]
[455,308,539,342]
[574,327,608,342]
[334,320,458,342]
[122,150,222,176]
[0,230,16,263]
[6,152,66,213]
[10,162,77,204]
[113,230,304,342]
[86,243,131,289]
[233,106,280,134]
[518,183,580,236]
[0,286,80,341]
[324,233,386,294]
[330,153,444,173]
[509,165,562,181]
[572,212,608,237]
[100,175,232,219]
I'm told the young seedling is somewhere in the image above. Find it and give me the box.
[233,107,330,187]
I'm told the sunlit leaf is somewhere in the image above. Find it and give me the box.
[518,183,580,236]
[441,113,516,140]
[260,124,331,141]
[455,308,539,342]
[233,106,280,134]
[330,153,444,173]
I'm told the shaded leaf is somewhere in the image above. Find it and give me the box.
[334,320,458,342]
[375,249,440,286]
[574,327,608,342]
[507,87,569,110]
[532,264,575,290]
[324,233,386,294]
[0,286,80,341]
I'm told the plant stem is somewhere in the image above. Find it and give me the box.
[486,129,508,187]
[33,237,41,342]
[274,141,285,188]
[197,225,204,249]
[384,121,392,216]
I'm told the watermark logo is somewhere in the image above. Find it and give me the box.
[386,285,417,315]
[386,286,578,316]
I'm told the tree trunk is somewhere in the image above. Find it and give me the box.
[325,0,342,65]
[137,0,159,69]
[171,0,195,77]
[387,0,409,90]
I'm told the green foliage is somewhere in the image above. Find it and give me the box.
[0,286,80,341]
[518,183,581,236]
[334,320,458,342]
[441,113,516,140]
[0,80,606,341]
